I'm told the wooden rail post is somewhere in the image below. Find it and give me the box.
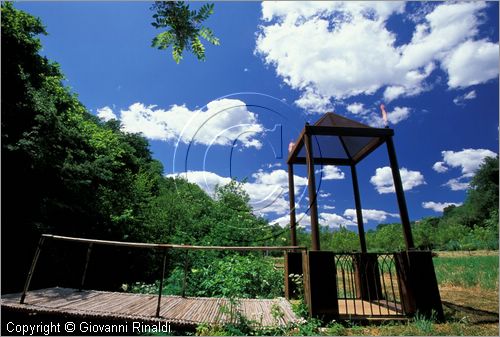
[182,250,189,298]
[20,236,46,304]
[156,249,168,317]
[79,243,93,291]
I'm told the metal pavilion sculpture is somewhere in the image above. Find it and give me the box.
[284,112,443,320]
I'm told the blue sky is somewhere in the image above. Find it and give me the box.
[16,1,499,232]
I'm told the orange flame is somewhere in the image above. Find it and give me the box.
[380,104,388,126]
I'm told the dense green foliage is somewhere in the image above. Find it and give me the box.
[131,254,283,299]
[1,3,246,293]
[151,1,220,63]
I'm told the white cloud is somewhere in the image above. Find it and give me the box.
[117,99,263,148]
[319,212,356,228]
[97,106,117,122]
[270,212,310,229]
[432,161,448,173]
[453,90,477,106]
[442,39,499,88]
[435,148,497,177]
[433,148,497,191]
[347,105,411,128]
[383,86,406,102]
[387,107,411,125]
[294,89,332,113]
[346,102,366,115]
[370,166,426,194]
[422,201,462,212]
[256,1,497,110]
[463,90,477,100]
[323,205,336,210]
[344,208,399,223]
[319,192,331,198]
[443,177,470,191]
[252,168,308,193]
[271,210,357,229]
[316,165,345,180]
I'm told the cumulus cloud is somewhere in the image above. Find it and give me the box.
[320,212,356,228]
[256,1,498,111]
[105,99,264,148]
[316,165,345,180]
[434,148,497,177]
[383,86,406,102]
[370,166,426,194]
[442,39,499,88]
[422,201,462,212]
[346,102,366,115]
[344,208,399,223]
[97,106,117,122]
[167,169,309,216]
[433,148,497,191]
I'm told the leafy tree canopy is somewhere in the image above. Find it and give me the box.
[151,1,220,63]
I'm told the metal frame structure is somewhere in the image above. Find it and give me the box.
[285,112,443,320]
[287,112,414,251]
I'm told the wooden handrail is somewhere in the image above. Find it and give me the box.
[41,234,307,251]
[21,234,306,314]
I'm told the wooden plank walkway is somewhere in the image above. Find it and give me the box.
[1,288,301,327]
[337,299,404,319]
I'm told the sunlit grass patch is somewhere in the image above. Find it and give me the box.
[433,255,499,290]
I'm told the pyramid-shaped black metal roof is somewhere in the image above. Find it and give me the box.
[287,112,394,166]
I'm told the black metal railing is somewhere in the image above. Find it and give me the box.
[334,253,406,317]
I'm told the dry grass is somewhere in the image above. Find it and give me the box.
[434,250,499,257]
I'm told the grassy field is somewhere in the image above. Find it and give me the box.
[434,254,499,289]
[194,251,499,336]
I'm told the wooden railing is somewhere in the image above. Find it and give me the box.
[21,234,307,317]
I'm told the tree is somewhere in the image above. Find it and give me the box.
[467,156,499,223]
[151,1,220,63]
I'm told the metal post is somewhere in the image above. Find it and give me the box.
[350,165,367,253]
[288,163,298,246]
[156,249,168,317]
[20,236,46,304]
[304,131,320,251]
[79,243,93,292]
[386,136,415,250]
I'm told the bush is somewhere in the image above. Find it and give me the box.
[192,254,283,298]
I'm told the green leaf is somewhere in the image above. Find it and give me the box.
[150,1,219,63]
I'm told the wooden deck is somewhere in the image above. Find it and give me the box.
[1,288,301,327]
[2,288,406,328]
